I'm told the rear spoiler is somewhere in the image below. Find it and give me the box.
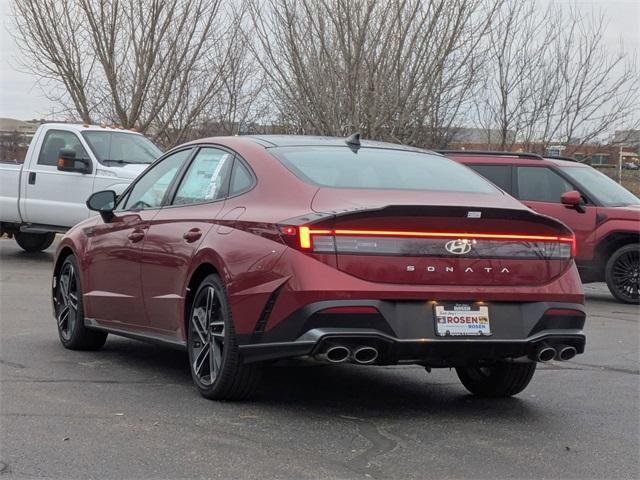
[281,204,574,238]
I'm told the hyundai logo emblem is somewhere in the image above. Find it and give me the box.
[445,239,473,255]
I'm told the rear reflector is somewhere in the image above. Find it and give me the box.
[293,227,575,259]
[544,308,585,317]
[318,306,379,314]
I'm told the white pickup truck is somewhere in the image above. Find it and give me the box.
[0,123,162,251]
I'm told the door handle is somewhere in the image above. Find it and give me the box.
[183,228,202,243]
[28,172,36,185]
[128,230,145,243]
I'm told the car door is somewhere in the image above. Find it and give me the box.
[515,165,597,261]
[139,147,234,336]
[23,129,95,227]
[83,148,193,329]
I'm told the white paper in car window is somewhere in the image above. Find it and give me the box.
[204,153,231,200]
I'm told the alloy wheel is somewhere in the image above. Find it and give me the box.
[57,262,79,341]
[611,249,640,302]
[190,286,225,386]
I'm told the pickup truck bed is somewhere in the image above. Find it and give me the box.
[0,161,22,224]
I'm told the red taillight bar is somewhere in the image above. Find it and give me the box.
[297,226,576,255]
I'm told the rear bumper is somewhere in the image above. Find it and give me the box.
[238,300,586,365]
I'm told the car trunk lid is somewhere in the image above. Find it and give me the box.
[299,189,574,286]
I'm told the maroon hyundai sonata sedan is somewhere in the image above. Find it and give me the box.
[52,135,586,400]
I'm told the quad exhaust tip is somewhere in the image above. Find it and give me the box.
[319,345,350,363]
[352,346,379,364]
[537,346,556,363]
[558,345,577,361]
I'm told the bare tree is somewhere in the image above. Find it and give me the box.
[11,0,95,123]
[473,0,639,152]
[246,0,501,147]
[13,0,637,151]
[12,0,248,147]
[192,14,271,139]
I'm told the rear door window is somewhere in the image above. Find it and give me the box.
[516,166,573,203]
[172,148,233,205]
[468,164,512,193]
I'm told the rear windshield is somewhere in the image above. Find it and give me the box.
[82,131,163,165]
[270,146,497,193]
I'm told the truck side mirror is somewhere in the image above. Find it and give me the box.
[57,148,92,174]
[87,190,116,222]
[561,190,585,213]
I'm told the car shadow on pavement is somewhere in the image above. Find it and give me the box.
[255,364,542,423]
[0,249,54,264]
[584,293,621,305]
[99,338,192,385]
[72,338,541,423]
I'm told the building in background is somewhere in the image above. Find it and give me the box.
[447,127,639,167]
[613,130,640,149]
[0,118,40,162]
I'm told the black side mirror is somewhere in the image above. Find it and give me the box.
[57,148,92,174]
[87,190,116,222]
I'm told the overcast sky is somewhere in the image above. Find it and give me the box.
[0,0,638,121]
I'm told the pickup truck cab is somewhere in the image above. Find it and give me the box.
[442,151,640,304]
[1,123,162,252]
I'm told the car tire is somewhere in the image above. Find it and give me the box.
[605,243,640,304]
[54,255,108,350]
[15,232,55,252]
[456,362,536,397]
[187,274,262,400]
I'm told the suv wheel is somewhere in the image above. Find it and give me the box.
[456,362,536,397]
[187,274,262,400]
[605,243,640,304]
[15,232,55,252]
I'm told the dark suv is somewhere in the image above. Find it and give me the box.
[443,151,640,304]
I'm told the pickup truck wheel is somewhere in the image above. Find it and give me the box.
[15,232,55,252]
[456,362,536,397]
[605,243,640,304]
[54,255,108,350]
[188,274,262,400]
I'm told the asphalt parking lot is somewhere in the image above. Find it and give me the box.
[0,238,638,480]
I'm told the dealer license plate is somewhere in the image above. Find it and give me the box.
[434,303,491,337]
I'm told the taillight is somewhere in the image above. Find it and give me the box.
[282,226,575,259]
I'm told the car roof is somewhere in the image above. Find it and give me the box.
[546,158,590,168]
[443,151,590,168]
[40,122,144,135]
[242,134,435,153]
[445,153,550,166]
